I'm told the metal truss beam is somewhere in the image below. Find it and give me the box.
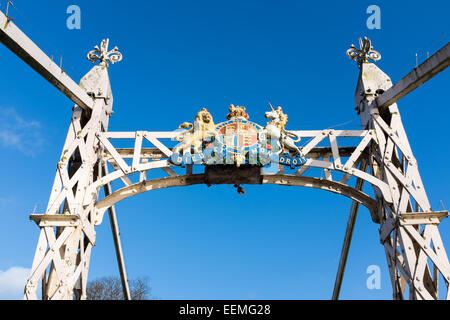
[350,37,450,300]
[84,128,388,225]
[23,38,119,299]
[0,10,93,110]
[376,42,450,110]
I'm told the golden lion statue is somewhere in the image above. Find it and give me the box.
[173,108,219,154]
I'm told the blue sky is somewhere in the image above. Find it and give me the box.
[0,0,449,300]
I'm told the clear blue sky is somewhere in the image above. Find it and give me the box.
[0,0,449,300]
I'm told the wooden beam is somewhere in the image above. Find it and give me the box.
[0,10,93,110]
[376,42,450,110]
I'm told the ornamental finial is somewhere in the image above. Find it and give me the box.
[87,39,122,66]
[346,36,381,67]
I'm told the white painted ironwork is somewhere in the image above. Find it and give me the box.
[376,42,450,110]
[348,43,450,299]
[347,36,381,67]
[87,39,122,66]
[0,8,448,299]
[22,38,450,298]
[24,108,450,299]
[0,10,94,110]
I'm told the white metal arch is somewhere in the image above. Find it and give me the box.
[77,128,391,226]
[92,174,378,226]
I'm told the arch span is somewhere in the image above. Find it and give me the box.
[93,173,378,226]
[81,129,391,226]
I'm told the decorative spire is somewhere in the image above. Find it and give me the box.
[87,39,122,67]
[346,36,381,67]
[227,104,249,120]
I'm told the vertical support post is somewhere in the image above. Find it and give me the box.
[103,165,131,300]
[332,159,368,300]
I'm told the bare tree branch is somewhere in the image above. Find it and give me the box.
[86,276,151,300]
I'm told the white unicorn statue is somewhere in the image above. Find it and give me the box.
[262,103,303,156]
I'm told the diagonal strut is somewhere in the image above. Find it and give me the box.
[0,10,94,110]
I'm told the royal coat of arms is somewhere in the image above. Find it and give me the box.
[170,104,306,168]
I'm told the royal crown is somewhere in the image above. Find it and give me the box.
[227,104,249,120]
